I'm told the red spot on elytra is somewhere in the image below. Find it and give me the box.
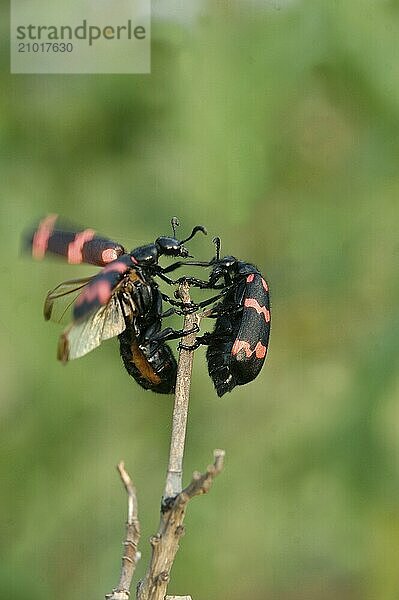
[131,255,138,265]
[246,274,255,283]
[232,339,250,357]
[67,229,96,264]
[261,278,269,291]
[231,339,267,359]
[244,298,270,323]
[254,341,267,358]
[32,214,58,260]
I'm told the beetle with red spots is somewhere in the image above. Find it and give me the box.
[25,215,207,394]
[176,238,271,397]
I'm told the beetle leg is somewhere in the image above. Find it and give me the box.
[160,307,176,319]
[150,323,200,343]
[178,332,212,351]
[174,276,214,288]
[154,261,211,285]
[160,292,192,312]
[160,260,211,274]
[178,340,201,351]
[155,271,180,285]
[174,286,232,312]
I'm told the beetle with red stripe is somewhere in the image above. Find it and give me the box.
[25,215,207,394]
[176,237,271,397]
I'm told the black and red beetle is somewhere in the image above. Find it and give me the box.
[26,215,206,393]
[177,238,271,396]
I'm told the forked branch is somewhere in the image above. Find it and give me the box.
[137,450,225,600]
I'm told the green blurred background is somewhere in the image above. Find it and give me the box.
[1,1,399,598]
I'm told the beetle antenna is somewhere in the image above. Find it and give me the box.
[181,225,207,244]
[171,217,180,238]
[212,236,221,260]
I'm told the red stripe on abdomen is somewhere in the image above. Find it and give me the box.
[32,214,58,259]
[67,229,96,264]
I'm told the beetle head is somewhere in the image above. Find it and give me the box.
[209,255,238,285]
[155,217,207,258]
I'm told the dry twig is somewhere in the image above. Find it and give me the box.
[164,281,201,500]
[137,450,225,600]
[105,462,140,600]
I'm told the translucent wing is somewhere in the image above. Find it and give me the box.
[44,277,94,324]
[58,293,136,362]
